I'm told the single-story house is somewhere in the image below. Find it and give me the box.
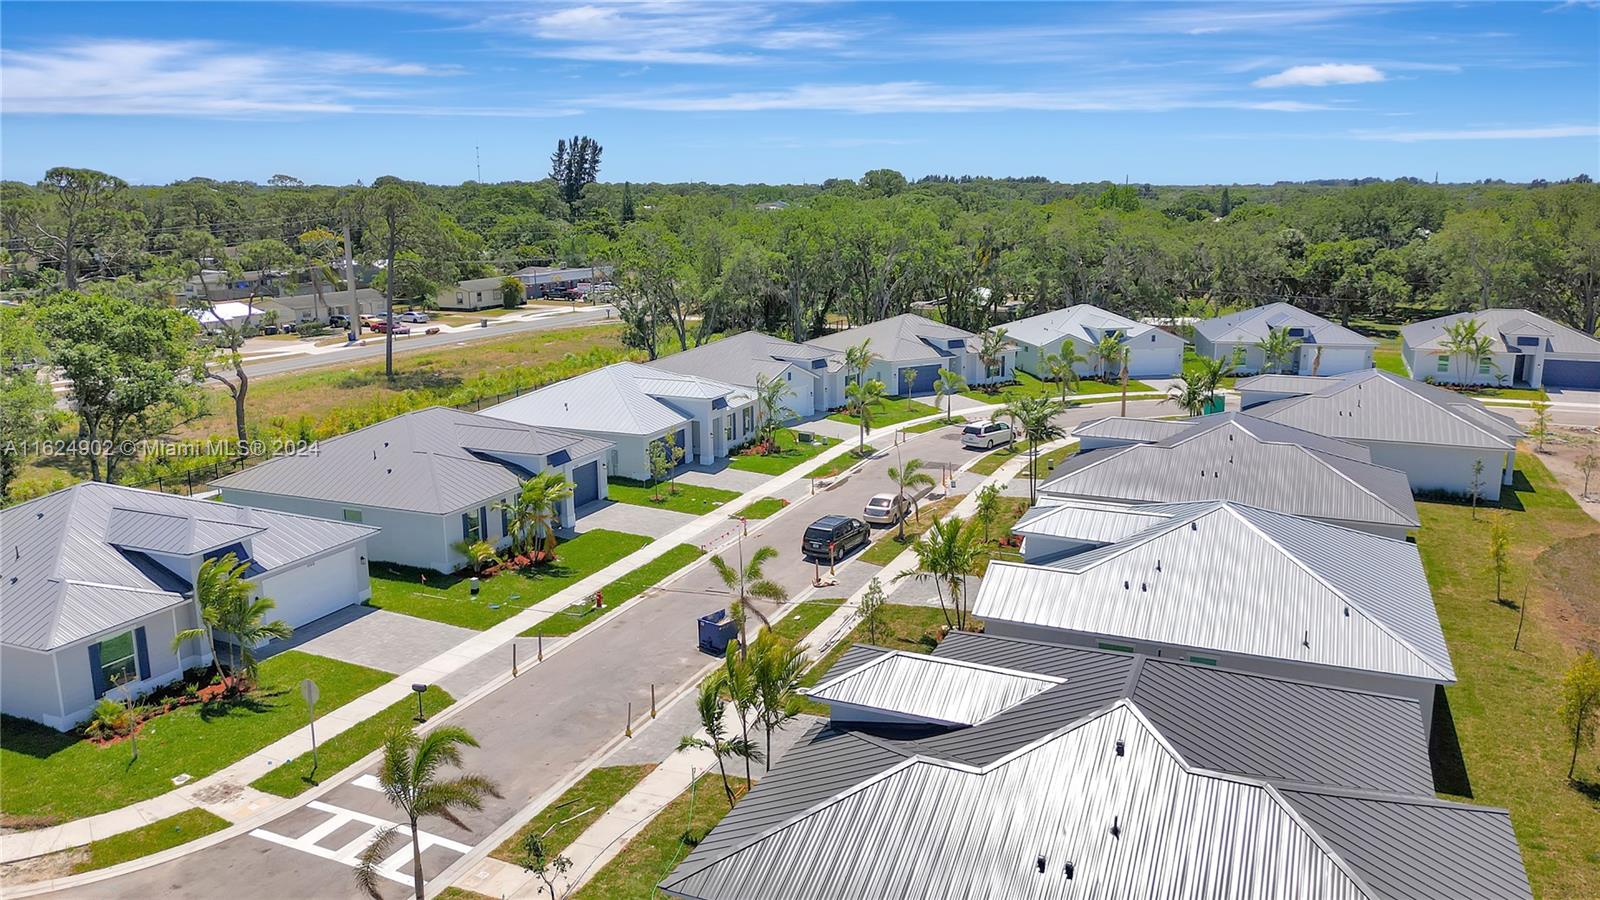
[437,276,517,312]
[0,483,376,730]
[974,501,1455,728]
[1401,308,1600,389]
[214,407,611,574]
[511,265,614,299]
[644,330,846,419]
[485,362,756,481]
[661,629,1529,900]
[805,313,1015,396]
[1242,369,1523,500]
[1194,302,1376,375]
[260,287,387,324]
[186,300,272,334]
[1000,304,1186,379]
[1044,412,1421,538]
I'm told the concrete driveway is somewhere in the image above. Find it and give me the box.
[257,606,477,675]
[573,499,697,539]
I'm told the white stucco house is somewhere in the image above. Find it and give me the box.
[805,313,1014,396]
[0,483,376,730]
[485,362,757,481]
[1194,302,1376,376]
[645,330,847,419]
[1400,308,1600,390]
[214,407,611,575]
[1000,304,1186,379]
[436,276,516,311]
[1241,369,1523,500]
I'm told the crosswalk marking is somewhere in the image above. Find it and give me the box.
[249,800,472,885]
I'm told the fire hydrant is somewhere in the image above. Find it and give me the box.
[593,590,604,610]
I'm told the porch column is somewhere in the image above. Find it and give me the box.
[697,415,715,465]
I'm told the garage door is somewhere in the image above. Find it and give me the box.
[1543,358,1600,388]
[573,461,600,506]
[899,365,942,396]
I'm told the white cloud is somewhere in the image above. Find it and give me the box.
[1353,124,1600,142]
[1253,63,1386,88]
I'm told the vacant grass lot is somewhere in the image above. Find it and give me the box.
[249,686,455,798]
[0,652,389,822]
[827,397,939,428]
[367,529,651,629]
[572,773,748,900]
[520,544,704,638]
[727,430,837,475]
[491,765,657,864]
[606,479,741,515]
[1419,455,1600,897]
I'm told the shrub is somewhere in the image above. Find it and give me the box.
[83,698,138,741]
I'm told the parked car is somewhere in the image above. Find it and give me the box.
[369,319,410,335]
[962,421,1014,450]
[802,515,870,560]
[328,314,351,328]
[399,310,430,323]
[862,492,910,526]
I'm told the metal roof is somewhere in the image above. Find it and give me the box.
[1,483,376,651]
[1075,412,1378,462]
[663,702,1503,900]
[1236,373,1338,394]
[972,501,1454,682]
[485,362,750,437]
[802,651,1062,726]
[1042,416,1420,531]
[1194,302,1377,348]
[804,313,980,363]
[646,331,840,390]
[215,406,611,514]
[1071,415,1194,445]
[995,304,1186,351]
[1401,307,1600,358]
[1248,369,1521,451]
[102,507,266,556]
[1014,498,1206,547]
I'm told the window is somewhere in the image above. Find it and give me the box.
[500,506,510,537]
[341,509,363,523]
[742,408,754,432]
[1478,356,1493,375]
[1436,355,1451,373]
[724,417,735,441]
[92,630,143,697]
[1188,655,1218,667]
[456,292,465,303]
[1097,641,1136,654]
[462,511,482,543]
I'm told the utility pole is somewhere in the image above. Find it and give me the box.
[476,145,482,182]
[343,222,360,338]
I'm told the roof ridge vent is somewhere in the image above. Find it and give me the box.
[1111,816,1121,839]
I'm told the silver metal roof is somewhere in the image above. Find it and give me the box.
[102,507,266,556]
[804,313,980,363]
[1401,307,1600,358]
[973,501,1454,682]
[1042,415,1420,530]
[215,406,611,514]
[1236,373,1337,394]
[995,304,1186,351]
[1248,370,1521,451]
[646,331,840,390]
[802,651,1061,726]
[1071,415,1194,445]
[1195,302,1376,348]
[485,362,750,437]
[1,483,376,651]
[1014,498,1205,547]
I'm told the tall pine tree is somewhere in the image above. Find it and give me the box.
[549,135,603,219]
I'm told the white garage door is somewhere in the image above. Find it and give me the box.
[257,545,367,629]
[781,372,815,419]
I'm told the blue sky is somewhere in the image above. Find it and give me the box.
[2,1,1596,186]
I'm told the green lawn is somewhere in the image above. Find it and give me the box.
[967,439,1077,479]
[72,809,230,873]
[1416,456,1600,898]
[367,529,651,629]
[249,686,455,798]
[1184,347,1241,389]
[827,397,939,428]
[520,544,705,638]
[491,765,657,864]
[572,774,748,900]
[0,651,390,822]
[807,446,874,479]
[606,478,741,515]
[436,889,498,900]
[858,495,964,565]
[1374,337,1410,377]
[960,371,1153,404]
[770,599,845,644]
[734,497,787,519]
[903,417,961,434]
[727,429,836,475]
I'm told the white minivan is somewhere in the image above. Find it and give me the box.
[961,421,1014,450]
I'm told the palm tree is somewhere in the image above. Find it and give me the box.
[894,516,978,631]
[844,338,877,388]
[1165,372,1212,417]
[452,539,498,575]
[844,377,886,452]
[1044,340,1084,402]
[978,328,1011,390]
[973,483,1003,545]
[710,544,787,655]
[679,674,759,806]
[1010,396,1066,503]
[355,725,502,900]
[173,554,291,693]
[1255,325,1304,374]
[1092,332,1124,381]
[932,368,966,422]
[887,456,936,540]
[497,471,573,559]
[751,635,807,771]
[722,646,760,783]
[1442,318,1496,386]
[753,373,795,441]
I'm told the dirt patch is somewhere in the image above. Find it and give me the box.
[0,846,88,887]
[188,781,245,806]
[1534,533,1600,654]
[1528,427,1600,524]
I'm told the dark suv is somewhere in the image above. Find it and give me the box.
[802,515,869,560]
